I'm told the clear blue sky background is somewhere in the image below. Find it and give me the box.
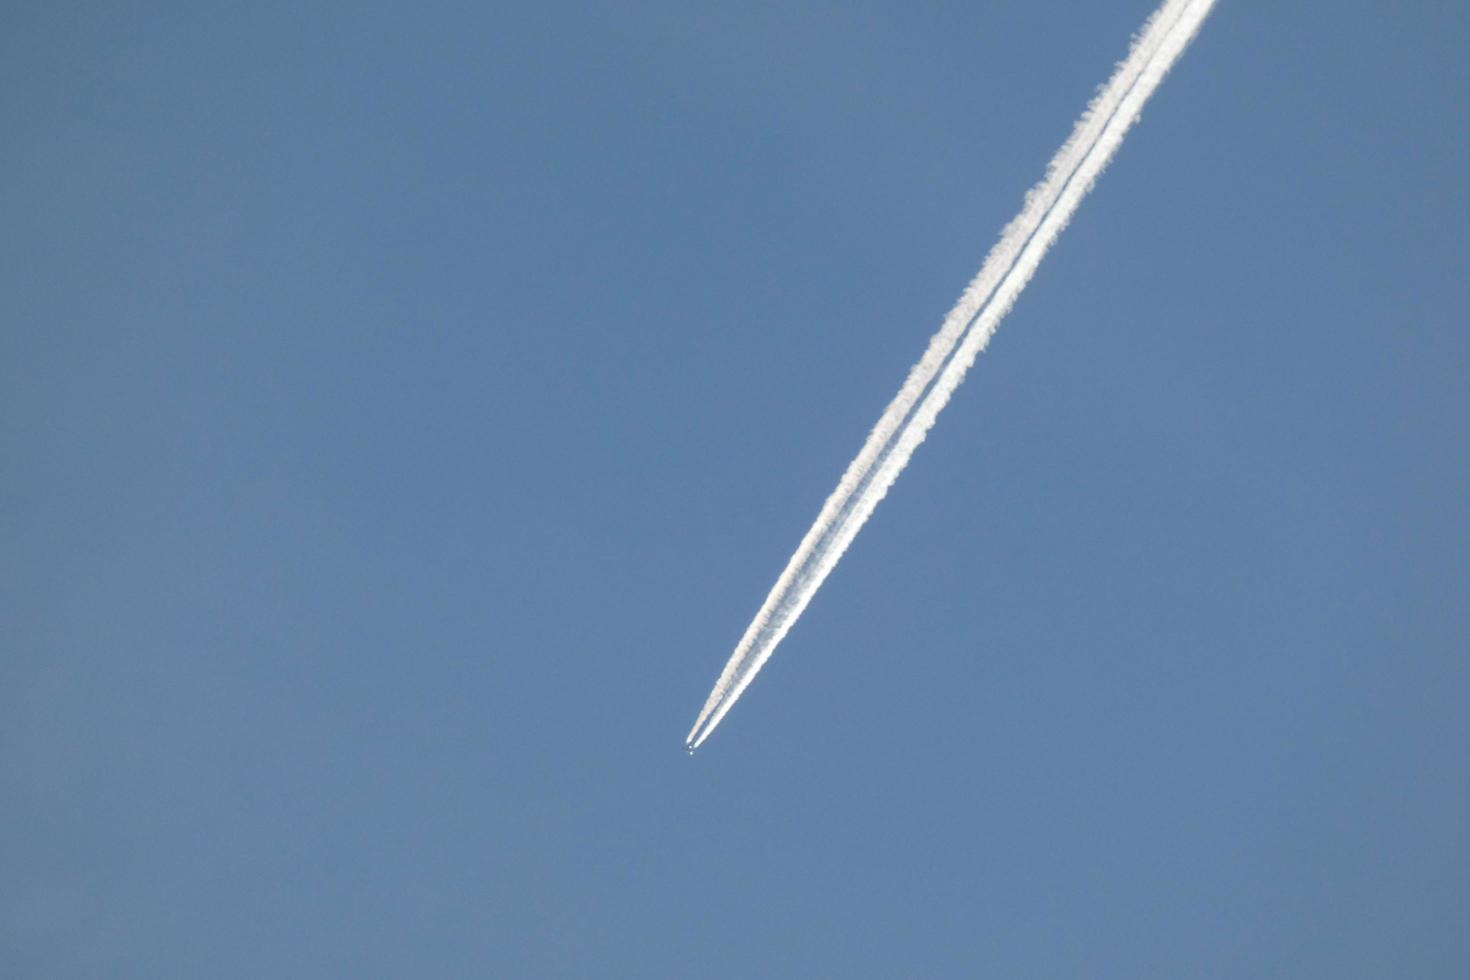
[4,1,1467,976]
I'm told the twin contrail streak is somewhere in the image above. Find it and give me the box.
[687,0,1217,751]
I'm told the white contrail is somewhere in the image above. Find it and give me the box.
[688,0,1217,751]
[685,0,1195,747]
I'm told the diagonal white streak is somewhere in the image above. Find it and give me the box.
[685,0,1192,747]
[688,0,1217,750]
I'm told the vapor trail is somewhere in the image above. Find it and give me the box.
[686,0,1194,747]
[688,0,1217,751]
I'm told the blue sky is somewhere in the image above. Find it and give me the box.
[4,1,1467,976]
